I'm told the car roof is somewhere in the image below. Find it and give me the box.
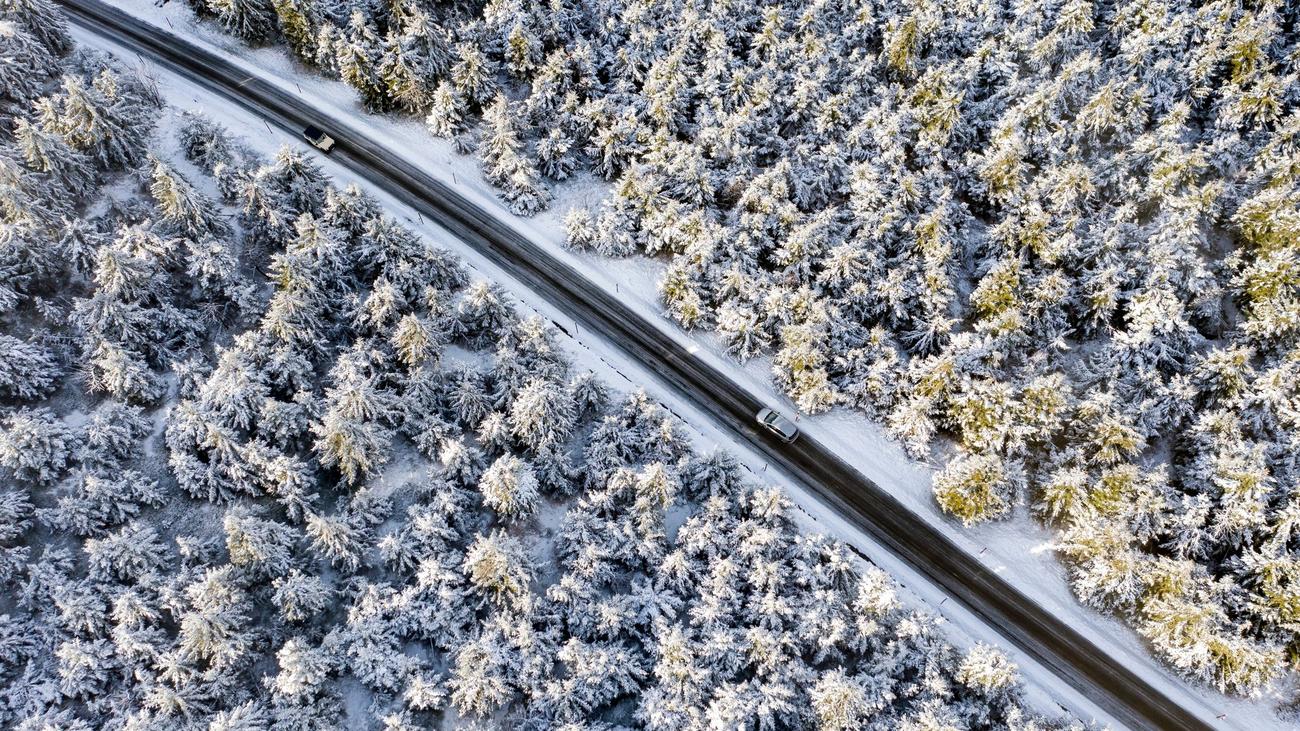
[763,410,793,429]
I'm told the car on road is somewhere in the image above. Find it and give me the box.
[756,407,799,443]
[303,125,335,152]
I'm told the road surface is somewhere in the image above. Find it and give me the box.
[61,2,1216,729]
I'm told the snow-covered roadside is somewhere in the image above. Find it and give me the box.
[86,4,1291,727]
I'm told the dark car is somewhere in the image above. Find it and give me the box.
[303,125,335,152]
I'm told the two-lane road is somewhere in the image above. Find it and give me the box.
[61,2,1216,728]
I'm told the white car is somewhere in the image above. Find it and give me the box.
[303,125,335,152]
[756,407,799,443]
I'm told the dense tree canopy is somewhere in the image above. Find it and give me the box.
[0,7,1080,728]
[176,0,1300,696]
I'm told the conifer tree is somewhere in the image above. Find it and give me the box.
[13,117,95,198]
[149,156,233,241]
[271,0,319,63]
[478,453,540,521]
[0,0,72,56]
[207,0,276,43]
[336,11,391,112]
[0,334,60,400]
[425,81,468,138]
[0,20,55,107]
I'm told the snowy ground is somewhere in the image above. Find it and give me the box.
[84,4,1296,727]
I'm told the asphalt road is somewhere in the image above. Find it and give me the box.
[62,2,1216,729]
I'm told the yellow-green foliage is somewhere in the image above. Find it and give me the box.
[658,264,704,329]
[977,133,1026,204]
[947,378,1016,453]
[1039,466,1089,525]
[932,451,1010,525]
[1018,373,1070,443]
[1088,464,1138,518]
[970,256,1023,335]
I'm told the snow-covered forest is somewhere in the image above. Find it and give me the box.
[164,0,1300,698]
[0,3,1087,728]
